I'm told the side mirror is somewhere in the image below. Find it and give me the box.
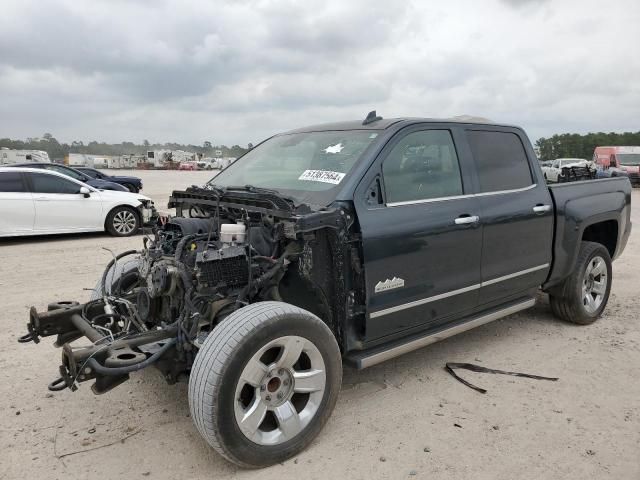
[79,186,91,198]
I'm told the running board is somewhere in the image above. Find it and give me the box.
[348,298,536,369]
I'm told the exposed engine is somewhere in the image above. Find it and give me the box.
[21,186,358,394]
[127,211,299,345]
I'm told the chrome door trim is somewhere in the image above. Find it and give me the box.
[480,263,549,287]
[386,184,537,207]
[473,183,537,198]
[387,193,473,207]
[369,264,549,319]
[369,283,481,319]
[358,299,536,368]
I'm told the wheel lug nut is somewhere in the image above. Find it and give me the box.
[260,385,266,391]
[277,392,283,399]
[283,380,289,386]
[265,395,271,401]
[278,369,284,375]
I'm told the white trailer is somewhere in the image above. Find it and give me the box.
[67,153,93,167]
[214,157,237,169]
[0,148,51,165]
[118,154,145,169]
[146,149,197,168]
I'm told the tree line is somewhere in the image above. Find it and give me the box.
[0,134,250,162]
[3,130,640,163]
[535,131,640,161]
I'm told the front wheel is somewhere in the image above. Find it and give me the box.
[106,206,140,237]
[549,241,612,325]
[188,301,342,468]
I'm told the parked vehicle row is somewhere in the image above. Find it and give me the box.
[74,167,143,193]
[541,158,596,183]
[0,167,155,237]
[593,146,640,186]
[10,162,129,192]
[21,114,631,468]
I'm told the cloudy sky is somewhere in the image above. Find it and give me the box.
[0,0,638,146]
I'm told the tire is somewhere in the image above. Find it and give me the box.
[549,241,612,325]
[106,206,140,237]
[123,183,138,193]
[189,301,342,468]
[90,258,140,300]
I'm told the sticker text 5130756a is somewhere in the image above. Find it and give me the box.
[298,169,346,185]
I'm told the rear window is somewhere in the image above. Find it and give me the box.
[0,172,26,192]
[467,130,533,192]
[46,164,86,181]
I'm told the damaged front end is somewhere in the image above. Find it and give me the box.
[20,186,361,394]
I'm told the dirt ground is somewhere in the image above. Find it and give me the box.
[1,170,638,480]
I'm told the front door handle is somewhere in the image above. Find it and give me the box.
[454,215,480,225]
[533,204,551,213]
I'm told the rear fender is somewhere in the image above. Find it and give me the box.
[544,191,627,290]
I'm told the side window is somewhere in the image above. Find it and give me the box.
[83,169,98,179]
[466,131,533,192]
[29,173,81,194]
[382,130,463,204]
[0,172,27,192]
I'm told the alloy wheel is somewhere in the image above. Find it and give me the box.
[233,335,326,446]
[582,255,607,314]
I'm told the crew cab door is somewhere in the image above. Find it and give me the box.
[26,172,104,232]
[354,126,482,342]
[0,171,34,235]
[464,128,553,306]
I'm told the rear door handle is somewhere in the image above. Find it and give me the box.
[533,204,551,213]
[454,215,480,225]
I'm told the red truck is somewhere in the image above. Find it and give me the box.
[593,146,640,186]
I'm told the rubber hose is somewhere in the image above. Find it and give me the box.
[101,250,139,295]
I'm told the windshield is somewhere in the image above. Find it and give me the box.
[617,153,640,166]
[209,130,379,205]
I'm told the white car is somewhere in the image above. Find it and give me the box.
[542,158,593,183]
[0,167,156,237]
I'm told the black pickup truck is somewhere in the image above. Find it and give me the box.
[21,113,631,468]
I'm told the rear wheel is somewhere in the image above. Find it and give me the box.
[106,206,140,237]
[188,301,342,468]
[549,241,612,325]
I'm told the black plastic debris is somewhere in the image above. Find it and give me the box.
[445,362,559,394]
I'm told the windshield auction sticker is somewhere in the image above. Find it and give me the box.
[298,169,346,185]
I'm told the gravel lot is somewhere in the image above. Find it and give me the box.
[1,171,638,480]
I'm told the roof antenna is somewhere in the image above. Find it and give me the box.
[362,110,382,125]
